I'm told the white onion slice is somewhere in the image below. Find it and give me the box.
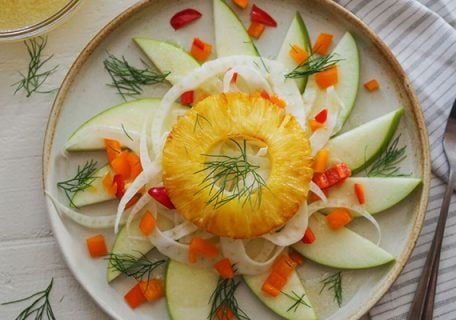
[309,181,328,203]
[262,203,309,246]
[308,199,382,244]
[163,221,199,239]
[309,86,341,156]
[148,221,213,267]
[222,65,272,93]
[220,238,285,275]
[114,165,159,233]
[139,118,153,170]
[45,192,126,228]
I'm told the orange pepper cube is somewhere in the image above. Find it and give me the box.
[312,32,334,55]
[315,65,338,89]
[191,38,212,63]
[289,44,309,65]
[139,279,165,302]
[86,234,108,257]
[272,255,297,279]
[124,282,146,309]
[139,210,156,236]
[247,21,266,39]
[326,208,353,230]
[261,282,281,297]
[364,79,380,91]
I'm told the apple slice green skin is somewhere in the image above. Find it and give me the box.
[328,177,421,215]
[292,213,395,269]
[71,164,115,207]
[65,98,186,151]
[134,38,200,85]
[327,108,403,174]
[276,12,311,93]
[244,271,317,320]
[332,32,360,134]
[107,219,154,282]
[213,0,259,57]
[166,260,219,320]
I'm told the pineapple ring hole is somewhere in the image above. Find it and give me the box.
[204,137,271,194]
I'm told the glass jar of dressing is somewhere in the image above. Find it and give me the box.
[0,0,81,41]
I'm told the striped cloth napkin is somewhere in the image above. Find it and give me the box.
[334,0,456,319]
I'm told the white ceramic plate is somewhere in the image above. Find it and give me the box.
[43,1,430,319]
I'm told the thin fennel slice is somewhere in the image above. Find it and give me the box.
[309,86,341,156]
[46,192,126,228]
[220,238,285,275]
[262,203,309,246]
[309,181,328,203]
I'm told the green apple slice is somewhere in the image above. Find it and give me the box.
[306,32,359,134]
[244,271,317,320]
[276,12,311,93]
[134,38,200,85]
[71,164,115,207]
[328,177,421,215]
[292,213,394,269]
[327,108,403,173]
[213,0,259,57]
[107,218,154,282]
[65,98,186,151]
[331,32,360,133]
[166,260,219,320]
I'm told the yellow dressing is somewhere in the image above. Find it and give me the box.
[0,0,70,31]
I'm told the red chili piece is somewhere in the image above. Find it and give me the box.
[113,174,125,199]
[148,187,176,209]
[250,4,277,27]
[181,90,194,105]
[170,8,202,30]
[302,227,316,244]
[312,163,352,189]
[314,109,328,123]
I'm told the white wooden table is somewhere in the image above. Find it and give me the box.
[0,1,135,318]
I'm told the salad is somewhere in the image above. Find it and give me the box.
[47,1,422,319]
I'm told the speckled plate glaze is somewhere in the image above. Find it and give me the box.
[43,1,430,319]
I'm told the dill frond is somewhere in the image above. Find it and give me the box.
[13,36,58,97]
[367,135,408,177]
[320,271,343,307]
[284,53,341,79]
[56,160,98,208]
[282,290,310,312]
[107,252,165,281]
[208,277,250,320]
[2,278,56,320]
[103,53,169,100]
[195,139,267,210]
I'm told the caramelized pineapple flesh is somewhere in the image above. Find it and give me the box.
[162,92,313,239]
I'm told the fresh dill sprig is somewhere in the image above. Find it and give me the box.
[320,271,343,307]
[195,139,267,210]
[57,160,98,208]
[284,53,341,79]
[103,53,170,99]
[121,123,134,141]
[193,112,211,132]
[107,252,166,281]
[2,278,56,320]
[208,277,250,320]
[282,290,310,312]
[367,135,408,177]
[13,36,58,97]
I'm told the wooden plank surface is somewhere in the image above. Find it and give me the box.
[0,1,136,318]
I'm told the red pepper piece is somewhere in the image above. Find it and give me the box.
[250,4,277,27]
[148,187,176,209]
[113,174,125,199]
[170,8,202,30]
[302,227,316,244]
[314,109,328,124]
[181,90,194,105]
[312,162,352,190]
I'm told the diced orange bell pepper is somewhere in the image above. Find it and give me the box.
[315,65,338,89]
[326,208,353,229]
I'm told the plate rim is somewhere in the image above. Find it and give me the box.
[42,0,431,319]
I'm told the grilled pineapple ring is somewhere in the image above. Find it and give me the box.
[162,92,313,239]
